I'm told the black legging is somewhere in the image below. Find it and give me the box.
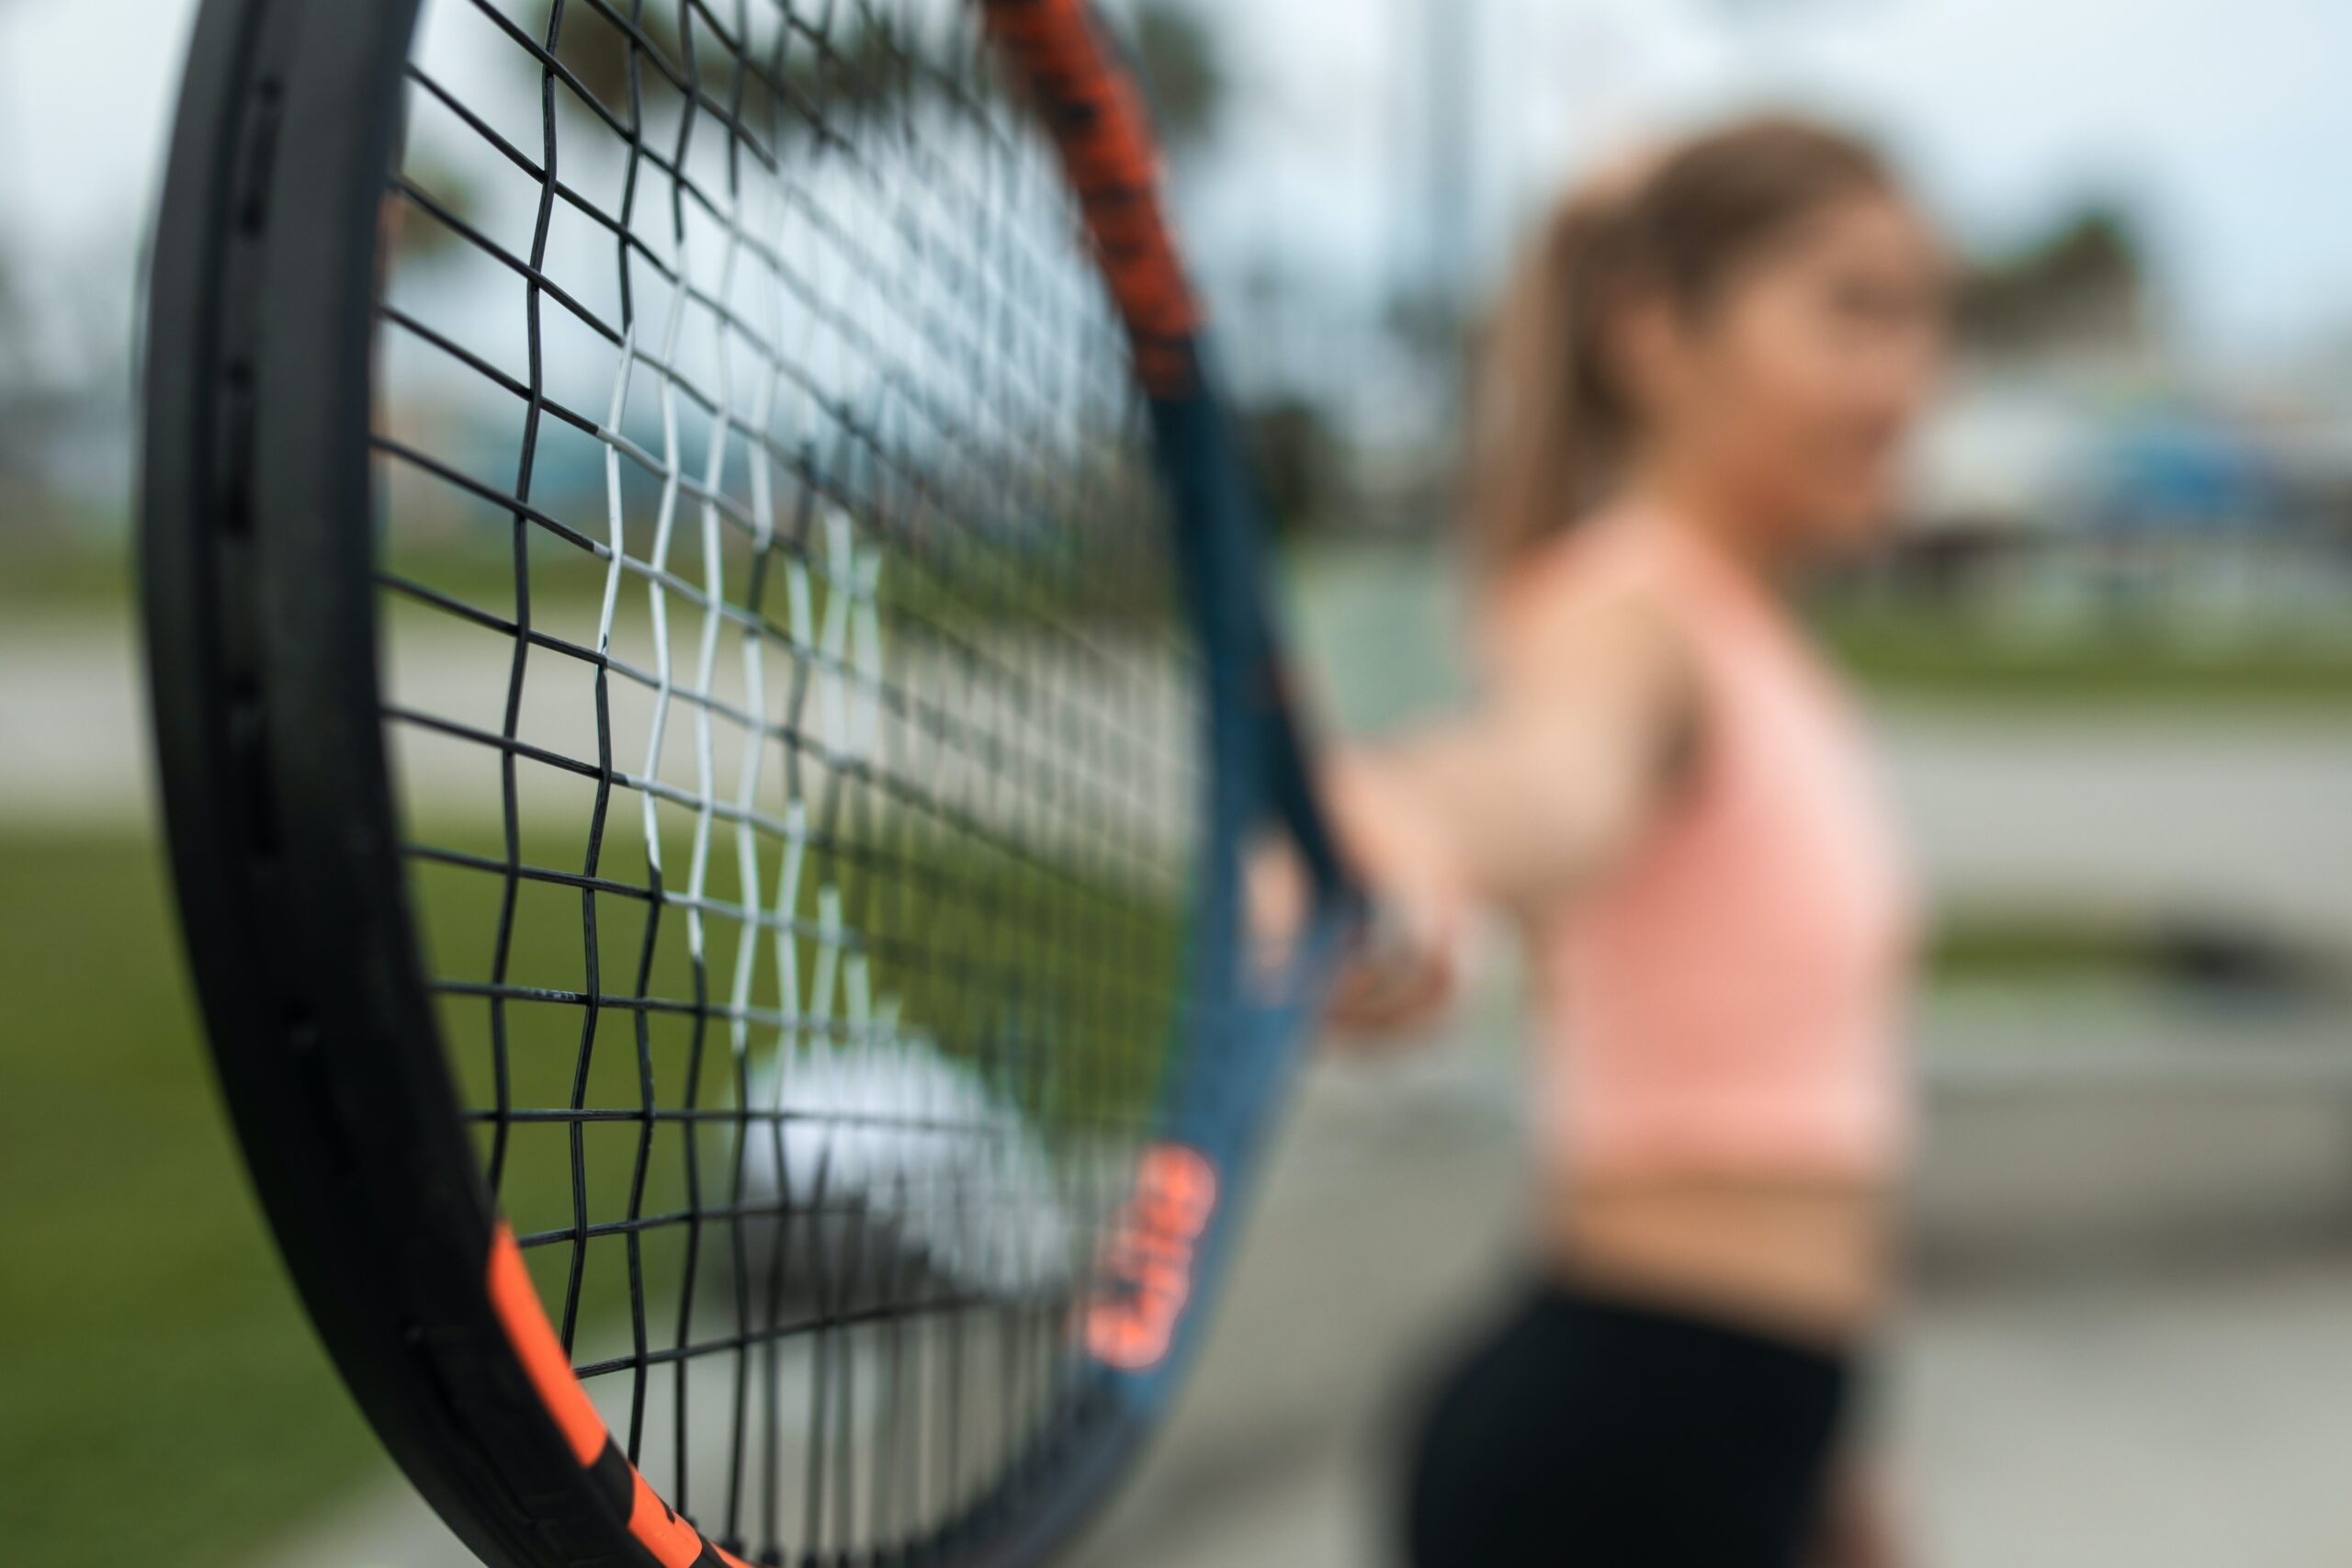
[1401,1281,1852,1567]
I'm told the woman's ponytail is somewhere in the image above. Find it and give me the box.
[1464,179,1644,579]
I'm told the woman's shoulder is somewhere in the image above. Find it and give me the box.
[1481,510,1703,672]
[1476,514,1702,718]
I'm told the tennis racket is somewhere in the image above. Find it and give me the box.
[140,2,1353,1564]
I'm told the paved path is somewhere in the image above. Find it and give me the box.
[1071,1040,2352,1568]
[258,1031,2352,1568]
[1881,704,2352,943]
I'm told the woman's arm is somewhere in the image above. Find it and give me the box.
[1291,585,1692,1037]
[1340,586,1691,913]
[1811,1450,1908,1568]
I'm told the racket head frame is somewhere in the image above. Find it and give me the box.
[140,2,1354,1564]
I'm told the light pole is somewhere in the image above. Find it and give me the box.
[1423,0,1476,311]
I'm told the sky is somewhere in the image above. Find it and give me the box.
[9,0,2352,375]
[1181,0,2352,369]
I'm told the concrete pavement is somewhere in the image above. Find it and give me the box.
[254,1020,2352,1568]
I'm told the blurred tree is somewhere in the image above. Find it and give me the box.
[0,247,45,518]
[1243,394,1342,538]
[390,154,483,265]
[520,2,921,135]
[0,2,28,507]
[508,2,1227,153]
[1959,204,2150,358]
[534,0,683,113]
[1131,0,1226,152]
[0,248,23,384]
[0,223,144,536]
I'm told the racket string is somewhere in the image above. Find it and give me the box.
[378,0,1200,1554]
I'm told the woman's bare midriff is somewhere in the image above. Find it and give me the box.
[1543,1176,1895,1346]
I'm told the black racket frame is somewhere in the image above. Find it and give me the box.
[141,3,1353,1564]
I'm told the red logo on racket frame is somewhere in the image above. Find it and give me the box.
[1082,1142,1220,1371]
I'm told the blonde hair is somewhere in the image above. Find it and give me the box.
[1466,115,1898,576]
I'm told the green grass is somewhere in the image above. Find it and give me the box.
[1929,908,2160,984]
[0,543,141,620]
[1928,905,2330,1003]
[0,833,381,1568]
[0,823,1186,1566]
[1818,601,2352,707]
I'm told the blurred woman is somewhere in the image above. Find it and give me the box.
[1314,118,1948,1566]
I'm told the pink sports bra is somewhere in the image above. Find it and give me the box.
[1505,512,1917,1184]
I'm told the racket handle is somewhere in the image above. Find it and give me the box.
[1331,891,1453,1026]
[1351,893,1420,972]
